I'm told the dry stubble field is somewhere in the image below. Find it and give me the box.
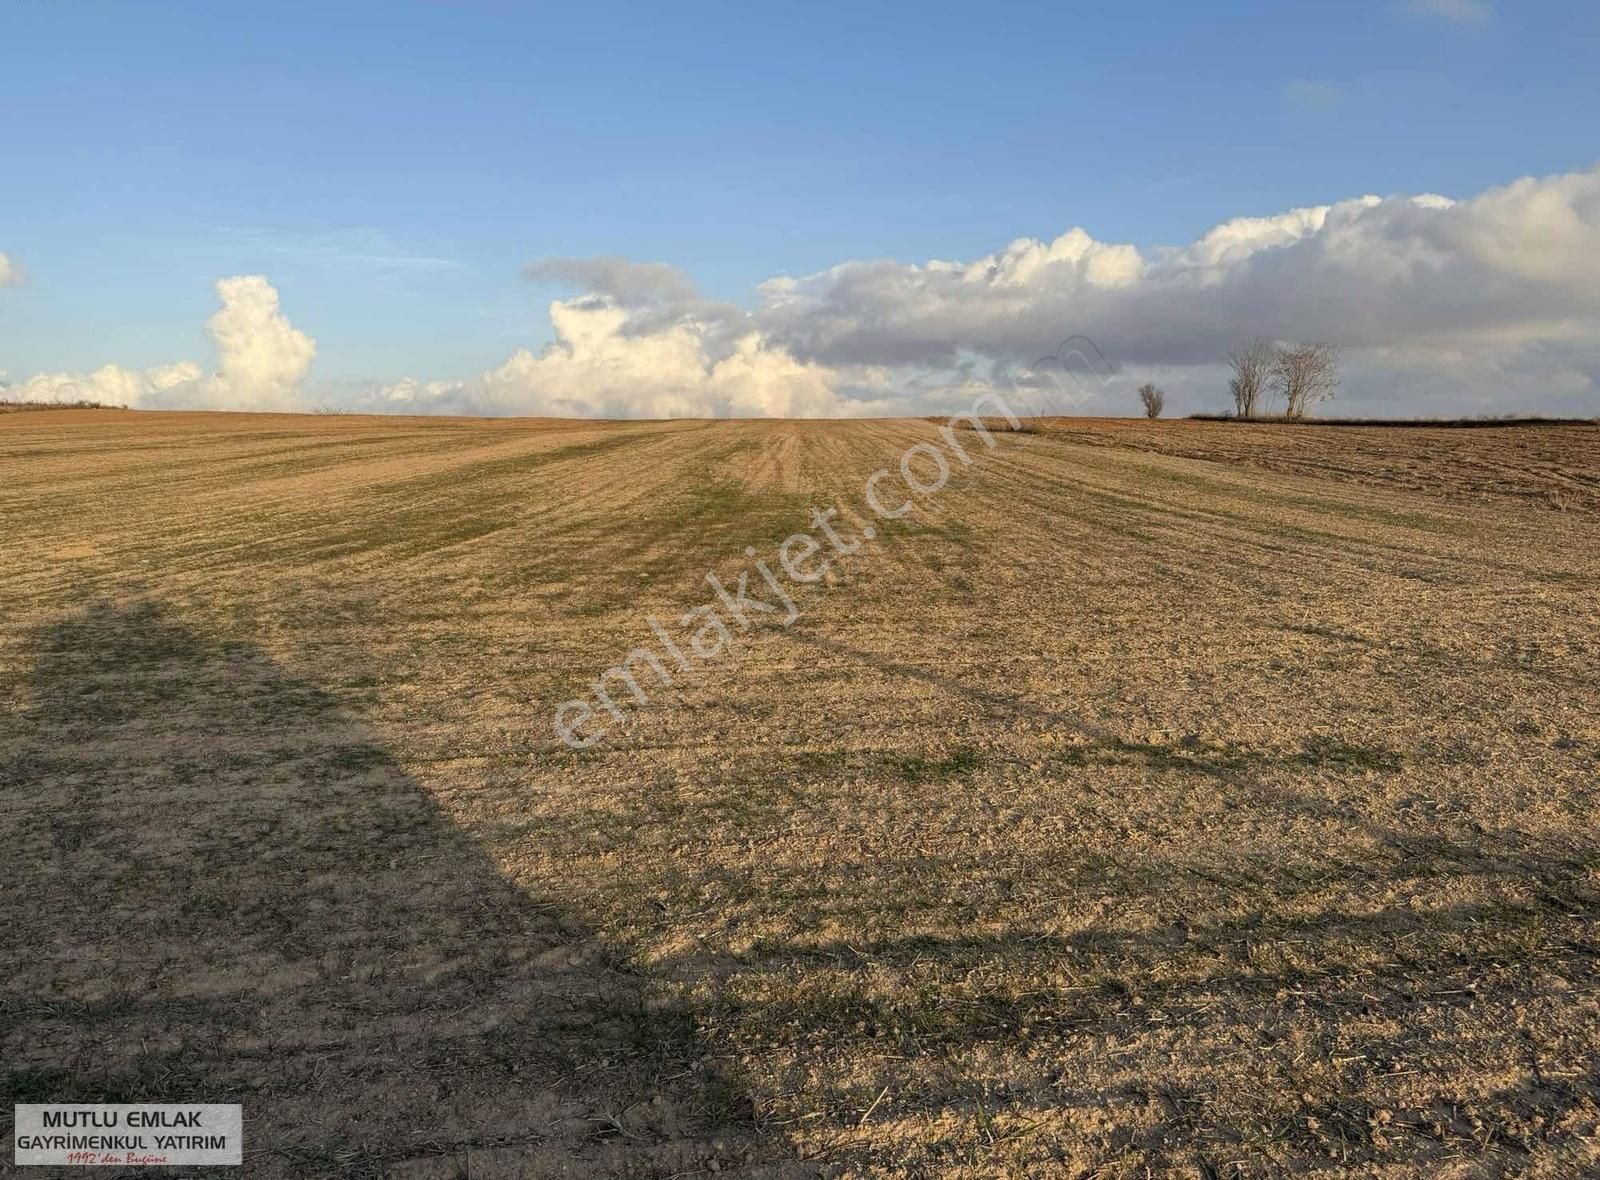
[2,409,1598,1178]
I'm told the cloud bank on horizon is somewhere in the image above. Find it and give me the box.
[5,164,1599,418]
[4,276,315,412]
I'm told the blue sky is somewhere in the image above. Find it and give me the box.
[2,0,1598,415]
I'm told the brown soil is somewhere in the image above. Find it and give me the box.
[3,410,1597,1177]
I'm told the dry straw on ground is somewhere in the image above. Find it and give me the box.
[2,410,1597,1177]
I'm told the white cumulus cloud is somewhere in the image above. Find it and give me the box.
[372,165,1600,419]
[5,276,315,411]
[0,252,22,287]
[6,361,203,408]
[10,164,1600,418]
[372,292,895,419]
[175,275,317,410]
[755,168,1600,375]
[725,165,1600,415]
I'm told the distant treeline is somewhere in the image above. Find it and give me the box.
[0,399,127,412]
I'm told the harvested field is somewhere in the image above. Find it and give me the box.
[1039,418,1600,515]
[3,410,1598,1177]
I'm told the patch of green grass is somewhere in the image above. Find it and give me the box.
[375,431,647,499]
[787,748,858,775]
[551,476,820,614]
[1047,734,1403,776]
[192,432,654,569]
[890,745,983,784]
[1294,734,1404,773]
[1126,463,1469,536]
[323,745,392,775]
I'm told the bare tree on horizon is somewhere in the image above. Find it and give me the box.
[1273,342,1340,419]
[1227,337,1274,419]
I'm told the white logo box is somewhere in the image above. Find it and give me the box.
[13,1105,242,1167]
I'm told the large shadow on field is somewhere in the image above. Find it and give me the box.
[0,601,797,1177]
